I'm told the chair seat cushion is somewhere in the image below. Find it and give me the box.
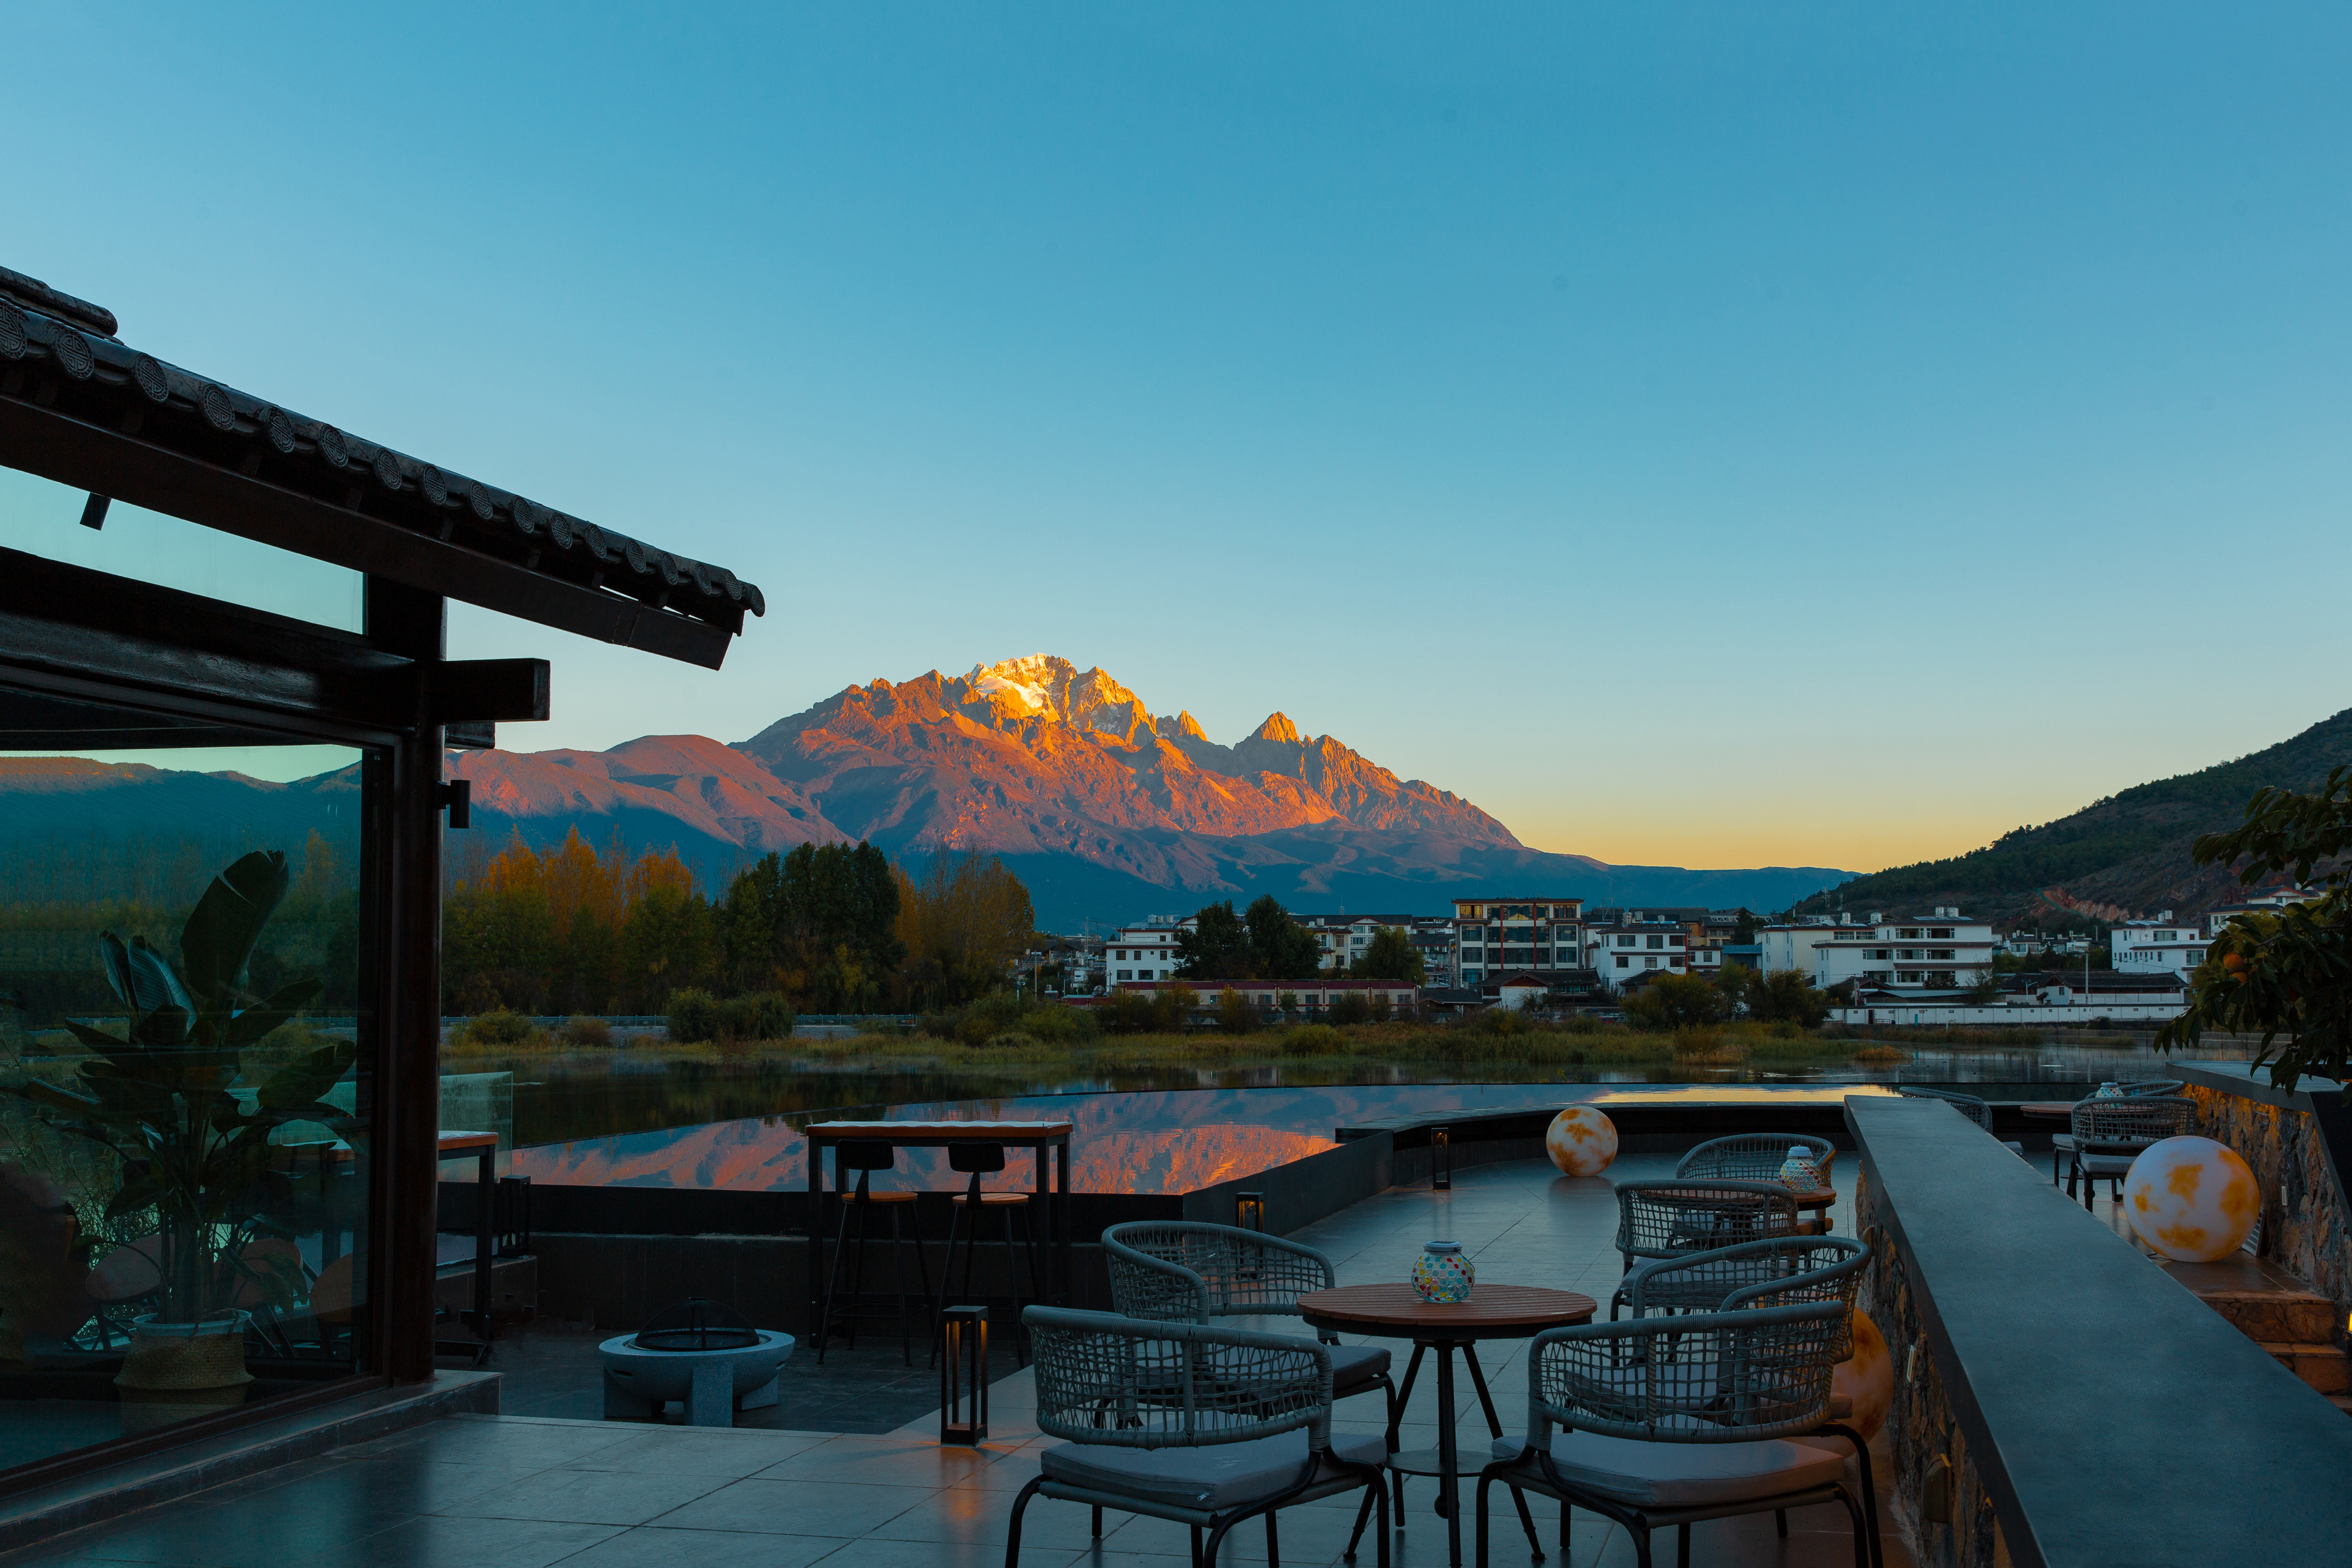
[2079,1153,2137,1176]
[1329,1343,1392,1395]
[1490,1428,1846,1507]
[2052,1134,2079,1152]
[1041,1429,1386,1511]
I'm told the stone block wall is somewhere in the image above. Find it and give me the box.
[2183,1083,2351,1326]
[1853,1171,2013,1568]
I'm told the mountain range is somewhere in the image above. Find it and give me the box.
[0,656,1847,928]
[1792,706,2352,925]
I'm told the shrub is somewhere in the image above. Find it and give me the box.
[560,1015,612,1048]
[1282,1024,1345,1057]
[1150,983,1199,1032]
[1369,992,1392,1024]
[1852,1045,1907,1064]
[1107,990,1156,1034]
[1018,1004,1098,1044]
[1469,1007,1528,1037]
[665,988,720,1044]
[983,1031,1041,1051]
[1328,991,1372,1026]
[1215,988,1254,1035]
[715,991,796,1042]
[459,1008,535,1047]
[1562,1013,1602,1035]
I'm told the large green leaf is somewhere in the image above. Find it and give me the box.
[111,934,196,1016]
[181,850,290,999]
[59,1018,128,1052]
[224,981,326,1049]
[258,1041,358,1114]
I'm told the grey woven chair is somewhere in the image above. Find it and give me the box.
[1609,1182,1803,1318]
[1474,1303,1877,1568]
[1622,1235,1884,1564]
[1674,1134,1835,1186]
[2066,1096,2194,1209]
[1008,1306,1389,1568]
[2119,1079,2184,1096]
[1102,1221,1396,1426]
[1894,1086,2026,1156]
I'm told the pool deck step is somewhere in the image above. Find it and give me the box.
[2159,1253,2348,1404]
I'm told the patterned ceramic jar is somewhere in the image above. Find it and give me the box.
[2094,1082,2124,1099]
[1776,1146,1822,1191]
[1412,1241,1474,1303]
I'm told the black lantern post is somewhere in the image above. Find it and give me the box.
[1236,1191,1266,1232]
[940,1304,989,1445]
[1431,1126,1452,1191]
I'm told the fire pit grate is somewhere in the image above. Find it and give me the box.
[630,1296,760,1353]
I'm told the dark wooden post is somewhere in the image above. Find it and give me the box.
[367,577,446,1383]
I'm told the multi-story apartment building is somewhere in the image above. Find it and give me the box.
[2110,914,2209,979]
[1451,898,1586,988]
[2202,888,2316,938]
[1755,915,1876,977]
[1812,908,1997,995]
[1105,923,1182,984]
[1580,915,1690,990]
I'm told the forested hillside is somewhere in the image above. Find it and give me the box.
[1798,708,2352,924]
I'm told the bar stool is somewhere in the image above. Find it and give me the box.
[935,1142,1040,1369]
[817,1140,933,1365]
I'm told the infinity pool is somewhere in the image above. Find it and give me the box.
[506,1081,1909,1195]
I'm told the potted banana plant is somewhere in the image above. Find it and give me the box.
[12,850,355,1396]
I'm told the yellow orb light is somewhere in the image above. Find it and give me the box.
[2124,1135,2259,1262]
[1832,1308,1892,1440]
[1545,1106,1618,1176]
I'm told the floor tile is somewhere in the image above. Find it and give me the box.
[433,1465,731,1527]
[642,1477,934,1538]
[540,1525,846,1568]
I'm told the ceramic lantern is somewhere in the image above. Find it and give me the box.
[1831,1308,1892,1440]
[1412,1241,1474,1303]
[1776,1145,1823,1191]
[2093,1082,2124,1099]
[2124,1135,2259,1262]
[1545,1107,1618,1176]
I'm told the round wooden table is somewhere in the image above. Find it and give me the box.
[1785,1184,1838,1233]
[2020,1100,2084,1119]
[1298,1283,1596,1568]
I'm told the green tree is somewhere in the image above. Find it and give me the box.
[619,878,716,1012]
[1623,971,1726,1030]
[1713,959,1755,1016]
[2157,765,2352,1088]
[720,853,786,994]
[775,842,904,997]
[1245,895,1324,978]
[1351,925,1426,983]
[1750,968,1832,1028]
[1214,986,1254,1034]
[1175,901,1252,979]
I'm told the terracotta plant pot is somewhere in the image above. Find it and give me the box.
[114,1312,254,1393]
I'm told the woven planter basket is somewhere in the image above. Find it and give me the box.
[114,1314,254,1392]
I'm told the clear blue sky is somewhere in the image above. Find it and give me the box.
[5,4,2348,872]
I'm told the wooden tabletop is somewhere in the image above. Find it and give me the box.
[1785,1186,1836,1208]
[2020,1101,2083,1118]
[1298,1283,1596,1340]
[803,1120,1074,1140]
[439,1130,499,1154]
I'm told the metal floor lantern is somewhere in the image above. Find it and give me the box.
[1431,1125,1453,1190]
[939,1304,988,1445]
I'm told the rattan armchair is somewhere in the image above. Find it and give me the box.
[1474,1303,1879,1568]
[2065,1096,2194,1208]
[1894,1086,2026,1156]
[1009,1306,1390,1568]
[1103,1221,1397,1427]
[1609,1181,1803,1318]
[2119,1079,2184,1096]
[1674,1134,1835,1186]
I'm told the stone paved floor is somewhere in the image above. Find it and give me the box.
[3,1156,1912,1567]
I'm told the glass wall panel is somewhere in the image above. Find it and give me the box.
[0,467,364,633]
[0,697,373,1478]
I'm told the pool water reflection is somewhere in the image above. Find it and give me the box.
[508,1081,1911,1195]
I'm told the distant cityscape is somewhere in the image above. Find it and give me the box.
[1018,887,2320,1028]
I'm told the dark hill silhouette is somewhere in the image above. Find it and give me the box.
[1797,707,2352,923]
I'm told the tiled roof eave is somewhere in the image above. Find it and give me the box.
[0,281,764,668]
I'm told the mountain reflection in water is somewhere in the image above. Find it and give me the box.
[507,1081,1906,1195]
